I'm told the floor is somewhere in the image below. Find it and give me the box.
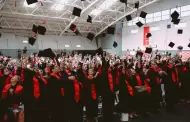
[98,103,190,122]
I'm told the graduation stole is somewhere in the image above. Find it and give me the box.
[65,69,80,102]
[88,75,97,100]
[0,70,3,76]
[151,66,160,84]
[135,74,142,86]
[108,68,114,92]
[168,65,178,83]
[116,70,120,85]
[51,73,64,97]
[182,66,187,72]
[124,80,134,96]
[98,66,102,75]
[144,80,151,93]
[2,84,23,100]
[4,75,12,85]
[21,69,24,82]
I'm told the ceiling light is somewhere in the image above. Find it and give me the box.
[65,45,70,47]
[131,29,138,33]
[90,0,117,16]
[23,40,28,43]
[76,45,81,47]
[150,26,160,31]
[52,4,65,11]
[175,22,187,28]
[23,1,36,8]
[52,0,70,11]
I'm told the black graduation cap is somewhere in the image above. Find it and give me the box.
[87,33,95,41]
[188,43,190,48]
[120,0,127,5]
[171,11,179,19]
[107,27,115,35]
[145,47,152,54]
[156,55,161,60]
[126,15,132,21]
[96,47,103,55]
[43,48,56,58]
[136,51,143,58]
[172,18,180,25]
[134,1,139,9]
[146,33,152,38]
[87,15,92,23]
[177,46,183,50]
[136,21,143,27]
[69,24,77,31]
[167,24,171,29]
[38,50,45,57]
[26,0,38,5]
[28,37,36,46]
[140,11,147,18]
[32,24,38,33]
[168,42,175,48]
[37,25,46,35]
[177,29,183,34]
[72,7,82,17]
[113,41,118,48]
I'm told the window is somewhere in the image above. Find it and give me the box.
[146,13,153,18]
[174,22,187,28]
[154,17,161,21]
[146,18,153,23]
[181,11,190,17]
[162,15,170,20]
[181,5,190,11]
[76,45,81,47]
[171,8,181,14]
[131,29,138,33]
[162,10,170,15]
[154,12,161,17]
[65,45,70,47]
[150,26,160,31]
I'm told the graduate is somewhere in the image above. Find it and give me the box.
[30,67,48,122]
[61,62,83,122]
[1,75,23,122]
[83,68,98,122]
[162,59,181,112]
[47,65,63,122]
[146,60,162,112]
[100,58,115,122]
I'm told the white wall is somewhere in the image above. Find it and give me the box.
[0,34,97,50]
[122,0,190,51]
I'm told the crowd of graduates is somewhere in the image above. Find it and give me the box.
[0,50,190,122]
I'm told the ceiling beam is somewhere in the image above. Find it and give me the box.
[59,0,100,36]
[95,0,160,37]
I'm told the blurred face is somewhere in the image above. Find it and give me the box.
[11,75,19,85]
[83,65,87,71]
[33,67,40,74]
[53,66,60,73]
[4,68,10,75]
[60,62,64,69]
[151,61,157,68]
[88,69,94,75]
[168,60,174,66]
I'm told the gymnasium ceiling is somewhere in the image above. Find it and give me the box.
[0,0,160,37]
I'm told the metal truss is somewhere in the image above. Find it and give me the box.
[0,0,161,37]
[93,0,161,37]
